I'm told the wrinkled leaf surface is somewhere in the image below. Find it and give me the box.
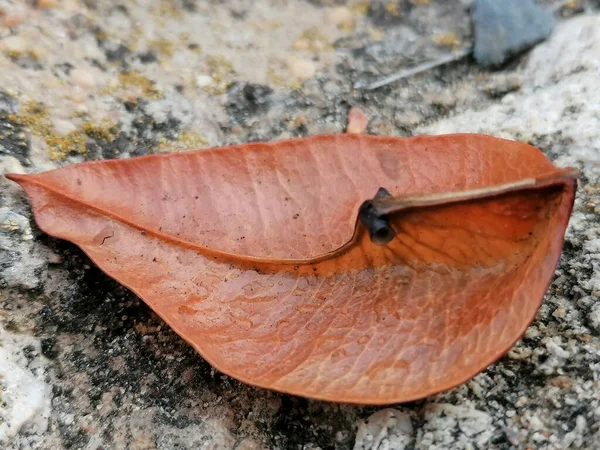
[7,134,577,404]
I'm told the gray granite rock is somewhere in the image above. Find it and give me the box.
[473,0,556,67]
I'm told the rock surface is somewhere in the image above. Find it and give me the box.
[0,1,598,449]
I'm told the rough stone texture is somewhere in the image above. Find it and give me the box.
[354,409,413,450]
[472,0,556,67]
[0,1,598,449]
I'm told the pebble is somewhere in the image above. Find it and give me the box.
[553,306,566,319]
[47,252,64,264]
[394,111,422,128]
[0,36,27,54]
[2,13,26,28]
[292,38,310,51]
[0,208,34,240]
[354,409,413,450]
[36,0,58,8]
[325,7,353,25]
[472,0,555,67]
[195,74,214,88]
[52,118,77,136]
[70,68,97,89]
[550,376,573,389]
[0,156,25,176]
[287,57,316,81]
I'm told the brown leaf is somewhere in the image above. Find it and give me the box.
[6,133,577,404]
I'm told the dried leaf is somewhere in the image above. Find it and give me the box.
[6,133,577,404]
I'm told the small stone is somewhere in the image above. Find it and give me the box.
[52,118,77,136]
[293,38,310,51]
[36,0,58,8]
[0,208,34,240]
[69,89,88,104]
[335,430,349,443]
[527,415,544,431]
[394,111,422,128]
[195,74,213,88]
[545,339,570,359]
[532,432,547,443]
[507,346,532,360]
[71,68,97,89]
[325,7,353,25]
[323,80,341,95]
[515,396,528,407]
[2,13,26,28]
[550,376,573,389]
[424,91,457,108]
[0,36,27,54]
[482,74,523,97]
[355,409,413,450]
[287,57,316,81]
[432,31,460,48]
[40,337,59,359]
[472,0,555,67]
[0,155,25,176]
[46,252,63,265]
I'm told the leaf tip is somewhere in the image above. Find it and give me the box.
[4,172,27,183]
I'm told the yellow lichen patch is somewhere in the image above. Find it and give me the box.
[4,49,42,62]
[201,55,235,96]
[93,28,110,42]
[432,31,461,48]
[252,20,284,33]
[8,101,50,136]
[293,27,333,52]
[45,130,87,160]
[386,1,400,17]
[117,71,163,100]
[350,1,371,16]
[158,131,209,152]
[82,121,118,142]
[369,27,386,42]
[267,67,289,88]
[206,55,234,76]
[8,100,120,160]
[125,23,144,52]
[266,65,302,90]
[410,0,430,4]
[148,38,176,58]
[154,0,184,20]
[9,101,85,160]
[47,121,118,160]
[338,19,356,33]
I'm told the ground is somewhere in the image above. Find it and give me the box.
[0,1,599,449]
